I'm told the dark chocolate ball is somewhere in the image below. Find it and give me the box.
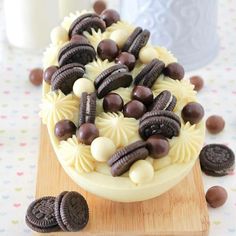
[123,100,146,119]
[70,34,89,44]
[132,86,153,106]
[163,62,185,80]
[54,120,76,141]
[206,115,225,134]
[93,0,106,14]
[103,93,124,112]
[29,68,43,86]
[181,102,204,125]
[190,75,204,91]
[115,52,136,71]
[206,186,228,208]
[100,9,120,27]
[146,135,169,159]
[43,66,58,85]
[76,123,99,145]
[97,39,119,61]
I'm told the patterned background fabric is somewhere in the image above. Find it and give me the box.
[0,0,235,235]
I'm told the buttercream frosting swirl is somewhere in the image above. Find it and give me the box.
[106,21,135,35]
[83,28,109,49]
[59,135,95,173]
[85,58,115,81]
[39,90,79,128]
[169,122,203,163]
[96,112,140,148]
[152,76,197,112]
[155,46,177,65]
[112,87,132,104]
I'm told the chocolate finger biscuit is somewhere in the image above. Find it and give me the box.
[108,140,149,176]
[149,90,177,112]
[122,27,150,58]
[94,64,132,99]
[69,13,106,38]
[58,42,96,66]
[134,59,165,88]
[200,144,235,176]
[79,92,97,127]
[139,110,181,140]
[51,63,85,95]
[25,196,60,233]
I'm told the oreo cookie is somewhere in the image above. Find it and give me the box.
[199,144,235,176]
[139,110,181,140]
[51,63,85,95]
[79,92,97,127]
[122,27,150,58]
[59,191,89,231]
[149,90,177,112]
[54,191,89,232]
[69,13,106,38]
[94,64,132,99]
[25,196,60,233]
[134,59,165,88]
[108,140,149,176]
[58,41,96,67]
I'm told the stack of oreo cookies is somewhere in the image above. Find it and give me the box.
[25,191,89,233]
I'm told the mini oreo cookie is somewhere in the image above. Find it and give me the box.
[200,144,235,176]
[94,64,132,98]
[79,92,97,127]
[51,63,85,95]
[108,140,149,176]
[69,13,106,38]
[54,191,69,231]
[139,110,181,140]
[122,27,150,58]
[134,59,165,88]
[60,191,89,231]
[58,42,96,66]
[25,196,60,233]
[149,90,177,111]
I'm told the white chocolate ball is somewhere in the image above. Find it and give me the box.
[50,26,69,45]
[73,78,95,98]
[91,137,116,162]
[129,160,154,184]
[110,29,129,48]
[139,46,159,64]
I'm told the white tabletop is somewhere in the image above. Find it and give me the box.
[0,0,236,235]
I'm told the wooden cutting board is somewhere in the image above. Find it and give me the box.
[35,124,209,236]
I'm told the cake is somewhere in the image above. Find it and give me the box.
[40,9,205,202]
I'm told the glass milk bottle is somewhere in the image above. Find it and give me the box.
[4,0,60,50]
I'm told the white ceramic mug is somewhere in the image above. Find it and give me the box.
[120,0,219,70]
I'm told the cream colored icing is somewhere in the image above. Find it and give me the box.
[153,156,172,171]
[152,75,197,112]
[169,122,205,163]
[39,90,79,129]
[95,112,140,148]
[129,160,154,184]
[155,46,177,65]
[59,135,95,173]
[83,28,109,49]
[112,87,132,104]
[85,58,115,81]
[43,42,67,69]
[109,29,130,48]
[61,10,92,32]
[106,21,135,35]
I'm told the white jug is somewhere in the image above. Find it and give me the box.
[3,0,92,50]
